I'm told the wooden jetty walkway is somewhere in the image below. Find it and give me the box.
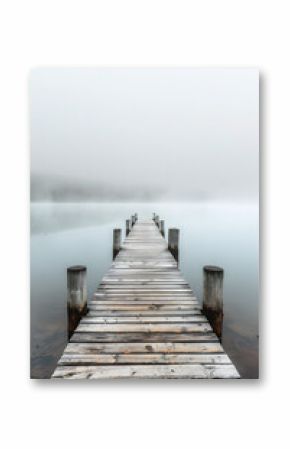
[52,217,240,379]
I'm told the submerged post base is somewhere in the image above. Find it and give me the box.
[202,307,223,340]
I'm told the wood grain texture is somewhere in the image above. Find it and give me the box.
[70,332,220,343]
[64,342,224,353]
[52,364,240,379]
[52,219,240,379]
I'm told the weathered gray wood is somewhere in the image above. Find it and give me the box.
[76,322,212,333]
[203,265,224,339]
[81,316,206,323]
[87,305,199,311]
[126,219,131,236]
[53,219,239,379]
[58,353,231,365]
[102,275,187,281]
[160,220,165,237]
[168,228,180,262]
[113,228,122,259]
[70,332,219,343]
[52,364,240,379]
[92,294,198,299]
[155,215,160,229]
[64,341,224,354]
[89,299,198,304]
[97,290,193,295]
[87,311,201,317]
[98,285,192,290]
[67,266,87,339]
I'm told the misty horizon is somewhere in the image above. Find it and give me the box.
[30,68,259,203]
[30,172,258,203]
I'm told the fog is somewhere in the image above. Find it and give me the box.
[30,68,259,202]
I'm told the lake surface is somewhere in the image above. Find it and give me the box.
[30,202,259,379]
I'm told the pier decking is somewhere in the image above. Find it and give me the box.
[52,219,239,379]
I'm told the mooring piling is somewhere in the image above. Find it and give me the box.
[168,228,179,263]
[126,219,131,236]
[67,265,87,339]
[155,215,160,229]
[160,220,165,237]
[202,265,224,339]
[113,228,122,259]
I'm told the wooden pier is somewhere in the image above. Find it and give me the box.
[52,218,240,379]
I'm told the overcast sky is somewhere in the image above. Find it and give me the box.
[30,68,259,201]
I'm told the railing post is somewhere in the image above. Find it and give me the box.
[168,228,179,263]
[160,220,165,237]
[153,212,156,221]
[135,213,138,223]
[67,265,87,339]
[126,219,131,236]
[131,214,135,226]
[113,228,121,259]
[202,266,224,339]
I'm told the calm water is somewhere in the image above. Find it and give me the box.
[30,202,259,379]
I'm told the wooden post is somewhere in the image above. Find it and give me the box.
[160,220,165,237]
[153,212,156,221]
[67,266,87,339]
[202,266,224,339]
[168,228,179,263]
[155,215,160,228]
[113,228,121,259]
[131,214,135,226]
[135,213,138,222]
[126,219,130,236]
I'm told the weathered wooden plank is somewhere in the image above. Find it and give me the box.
[58,353,231,365]
[70,332,219,343]
[102,277,187,281]
[82,316,207,323]
[105,276,183,279]
[76,323,212,333]
[87,305,198,311]
[89,300,199,305]
[94,295,197,300]
[91,296,198,300]
[92,300,198,304]
[99,285,191,289]
[101,283,189,286]
[105,270,183,272]
[96,292,194,297]
[64,342,224,354]
[86,310,202,316]
[111,265,178,269]
[52,364,240,379]
[96,289,193,294]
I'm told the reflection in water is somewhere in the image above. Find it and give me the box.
[30,202,259,378]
